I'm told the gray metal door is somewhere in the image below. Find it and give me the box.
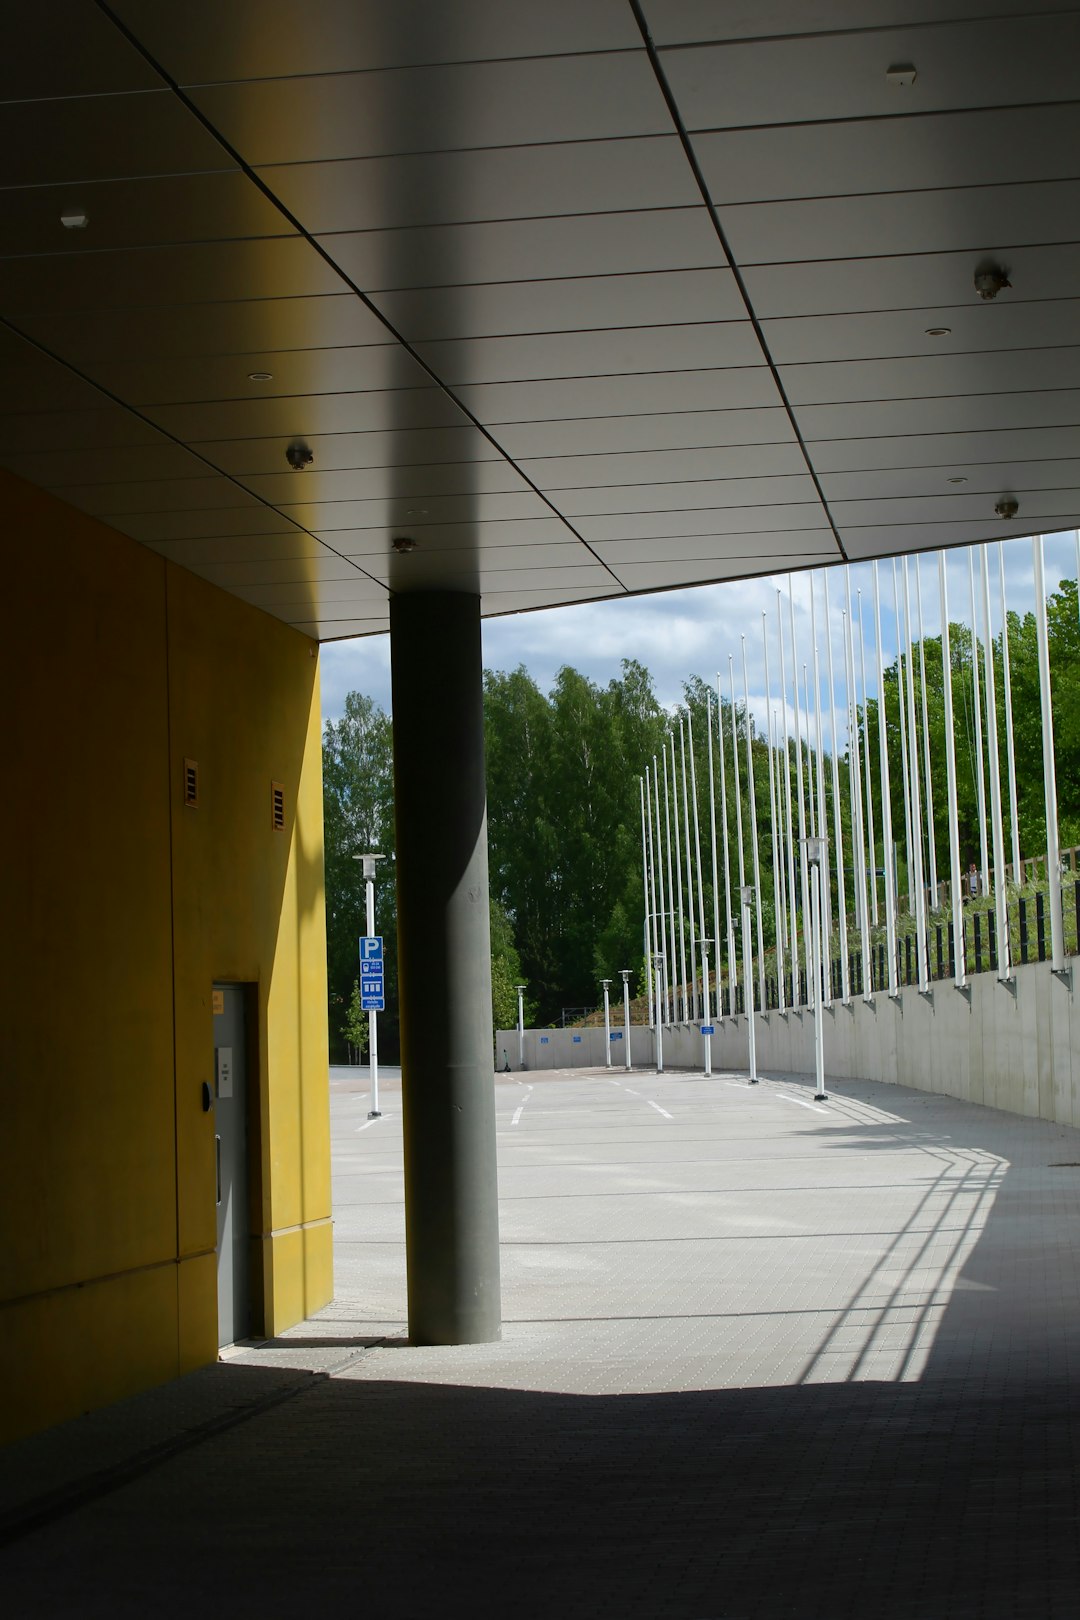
[213,984,250,1347]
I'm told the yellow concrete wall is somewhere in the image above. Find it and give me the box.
[0,472,331,1443]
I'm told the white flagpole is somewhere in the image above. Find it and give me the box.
[892,559,915,916]
[809,575,833,974]
[857,585,879,926]
[729,655,748,907]
[979,545,1012,981]
[777,588,799,1003]
[678,718,698,1020]
[823,571,850,1001]
[687,708,709,1022]
[788,580,812,1003]
[717,676,738,1017]
[902,557,930,991]
[670,731,689,1021]
[968,549,990,895]
[997,542,1022,886]
[654,756,672,1024]
[844,594,872,1000]
[873,560,899,995]
[741,637,767,1009]
[939,553,967,987]
[706,693,723,1022]
[914,556,940,910]
[646,766,661,1022]
[1033,535,1066,972]
[763,615,786,1011]
[640,776,654,1028]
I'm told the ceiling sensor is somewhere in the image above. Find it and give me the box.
[247,370,273,382]
[948,476,968,484]
[974,264,1011,301]
[285,441,313,470]
[392,537,418,554]
[60,209,89,229]
[925,326,951,337]
[885,63,917,86]
[995,496,1019,519]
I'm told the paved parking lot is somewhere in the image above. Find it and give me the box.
[3,1063,1080,1617]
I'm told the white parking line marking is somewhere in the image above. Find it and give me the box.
[775,1094,829,1114]
[511,1105,525,1127]
[355,1118,382,1132]
[648,1100,674,1119]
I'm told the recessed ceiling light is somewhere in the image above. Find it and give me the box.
[925,326,952,337]
[247,370,273,382]
[393,537,418,554]
[60,209,89,230]
[948,476,968,484]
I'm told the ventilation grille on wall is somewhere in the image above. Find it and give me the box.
[183,758,199,809]
[271,781,285,831]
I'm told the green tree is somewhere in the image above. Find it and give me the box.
[341,981,367,1064]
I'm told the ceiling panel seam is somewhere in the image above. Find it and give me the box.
[92,0,626,595]
[628,0,849,562]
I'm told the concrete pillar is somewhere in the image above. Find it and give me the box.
[390,592,502,1344]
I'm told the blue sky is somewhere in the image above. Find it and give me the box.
[321,531,1078,746]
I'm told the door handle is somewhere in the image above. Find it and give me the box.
[202,1081,214,1113]
[215,1135,222,1206]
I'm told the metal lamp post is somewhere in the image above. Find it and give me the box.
[515,984,527,1071]
[601,978,612,1068]
[654,952,665,1074]
[740,885,757,1084]
[804,835,829,1102]
[352,852,387,1119]
[620,969,632,1072]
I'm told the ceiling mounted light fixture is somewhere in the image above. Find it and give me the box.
[974,263,1011,301]
[392,536,418,554]
[925,326,952,336]
[948,476,968,484]
[60,209,89,229]
[994,496,1019,519]
[285,441,313,470]
[247,370,273,382]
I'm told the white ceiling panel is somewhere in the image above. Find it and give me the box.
[371,268,745,342]
[763,301,1080,367]
[643,1,1080,46]
[155,549,369,588]
[362,562,614,594]
[237,460,531,507]
[494,409,797,459]
[260,137,698,236]
[109,507,311,543]
[202,425,500,478]
[17,295,393,367]
[53,477,263,517]
[783,347,1080,408]
[113,0,641,80]
[191,54,671,168]
[744,244,1080,321]
[81,343,427,408]
[482,582,627,616]
[808,425,1080,476]
[661,15,1080,131]
[695,104,1080,207]
[459,369,780,426]
[0,91,226,187]
[608,552,840,589]
[277,490,552,532]
[833,487,1080,530]
[595,530,837,567]
[0,406,166,454]
[296,616,391,638]
[821,458,1080,503]
[11,442,211,487]
[840,515,1059,558]
[799,390,1080,444]
[322,208,727,294]
[414,323,763,388]
[723,181,1080,268]
[523,442,807,488]
[577,505,830,542]
[0,2,161,98]
[147,534,329,567]
[327,518,574,556]
[229,578,389,610]
[152,387,470,443]
[551,474,818,517]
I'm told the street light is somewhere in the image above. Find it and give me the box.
[653,951,665,1074]
[803,835,829,1102]
[352,852,387,1119]
[698,939,713,1077]
[515,984,527,1071]
[601,978,612,1068]
[740,884,758,1084]
[620,969,632,1072]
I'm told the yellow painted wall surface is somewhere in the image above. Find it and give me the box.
[0,473,331,1443]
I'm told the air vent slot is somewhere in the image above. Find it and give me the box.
[183,758,199,809]
[271,781,285,831]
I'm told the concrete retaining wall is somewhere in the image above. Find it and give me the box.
[497,957,1080,1127]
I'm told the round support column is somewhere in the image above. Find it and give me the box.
[390,592,501,1344]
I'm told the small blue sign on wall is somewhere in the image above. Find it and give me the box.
[572,1035,582,1043]
[701,1025,715,1035]
[540,1036,549,1044]
[610,1030,623,1040]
